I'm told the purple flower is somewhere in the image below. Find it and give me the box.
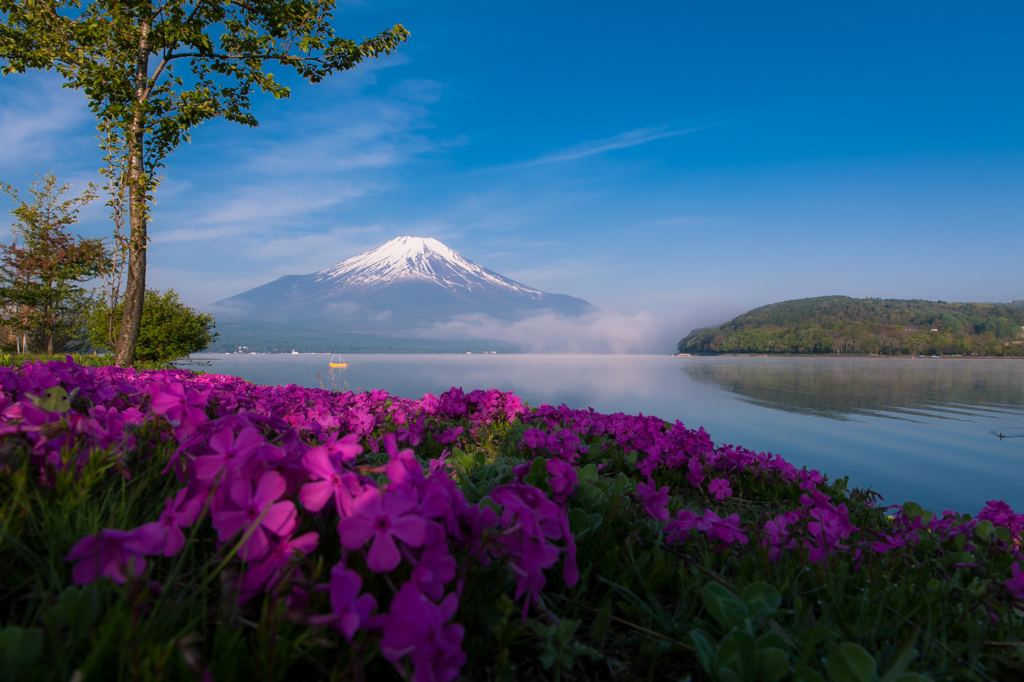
[213,471,297,561]
[546,458,578,503]
[696,511,748,547]
[798,469,823,491]
[192,427,263,481]
[65,527,164,585]
[337,488,427,572]
[708,477,732,501]
[329,563,379,640]
[156,488,204,556]
[299,445,364,515]
[239,532,319,596]
[636,476,670,522]
[665,509,700,544]
[380,581,466,682]
[1006,563,1024,602]
[437,427,463,445]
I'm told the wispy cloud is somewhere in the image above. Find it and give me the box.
[417,310,683,355]
[507,125,708,169]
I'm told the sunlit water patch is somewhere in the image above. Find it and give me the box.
[187,353,1024,513]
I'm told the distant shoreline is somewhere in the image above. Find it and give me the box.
[674,353,1024,359]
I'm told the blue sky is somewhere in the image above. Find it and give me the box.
[1,1,1022,350]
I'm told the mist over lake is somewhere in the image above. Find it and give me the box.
[188,353,1024,515]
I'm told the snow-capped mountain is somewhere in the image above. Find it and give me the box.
[212,236,595,332]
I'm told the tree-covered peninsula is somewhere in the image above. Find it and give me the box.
[678,295,1024,356]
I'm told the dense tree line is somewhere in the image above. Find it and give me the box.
[679,296,1024,356]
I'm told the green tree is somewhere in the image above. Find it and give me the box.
[1,1,408,366]
[0,173,106,354]
[87,288,216,362]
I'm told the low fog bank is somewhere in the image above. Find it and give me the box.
[417,306,730,355]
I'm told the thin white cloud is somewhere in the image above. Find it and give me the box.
[0,79,91,165]
[507,125,708,169]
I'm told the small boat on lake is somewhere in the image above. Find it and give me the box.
[329,353,348,368]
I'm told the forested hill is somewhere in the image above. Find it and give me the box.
[678,296,1024,356]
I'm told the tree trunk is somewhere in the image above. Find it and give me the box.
[113,20,152,367]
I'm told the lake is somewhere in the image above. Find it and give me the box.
[187,353,1024,515]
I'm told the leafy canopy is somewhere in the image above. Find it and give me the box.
[0,0,410,190]
[87,288,217,362]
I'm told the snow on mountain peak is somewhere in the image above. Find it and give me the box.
[315,236,542,295]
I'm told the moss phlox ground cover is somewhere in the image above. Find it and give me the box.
[1,358,1023,681]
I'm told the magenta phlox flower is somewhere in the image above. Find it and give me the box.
[522,427,547,450]
[696,511,749,548]
[337,488,427,572]
[348,410,376,435]
[419,393,440,415]
[872,531,911,554]
[300,446,364,515]
[324,432,363,463]
[65,526,165,585]
[412,526,457,601]
[149,381,208,432]
[239,532,319,596]
[665,509,701,545]
[761,511,802,562]
[191,427,263,481]
[798,468,824,491]
[156,488,205,556]
[490,485,573,616]
[380,581,466,682]
[686,458,705,488]
[636,476,670,522]
[397,415,426,446]
[213,471,297,561]
[708,477,732,501]
[1005,562,1024,602]
[546,458,578,503]
[327,563,379,640]
[437,426,463,445]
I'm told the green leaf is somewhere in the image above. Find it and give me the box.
[795,671,825,682]
[689,629,719,677]
[757,647,790,682]
[719,669,741,682]
[994,526,1011,543]
[826,642,877,682]
[702,583,749,630]
[0,626,43,681]
[973,520,995,542]
[578,462,600,483]
[716,629,758,682]
[757,632,790,651]
[880,647,918,682]
[895,676,930,682]
[743,582,782,620]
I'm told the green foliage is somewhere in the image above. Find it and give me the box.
[679,295,1024,355]
[87,289,217,362]
[0,173,106,354]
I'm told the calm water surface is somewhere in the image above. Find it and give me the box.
[187,354,1024,515]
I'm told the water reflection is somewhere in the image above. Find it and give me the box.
[683,358,1024,424]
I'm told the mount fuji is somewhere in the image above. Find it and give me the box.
[211,236,596,333]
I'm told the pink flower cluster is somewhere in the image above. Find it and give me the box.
[0,359,567,682]
[4,355,1024,679]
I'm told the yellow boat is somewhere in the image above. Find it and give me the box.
[329,353,347,369]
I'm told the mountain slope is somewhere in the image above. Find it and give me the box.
[212,236,595,332]
[678,296,1024,355]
